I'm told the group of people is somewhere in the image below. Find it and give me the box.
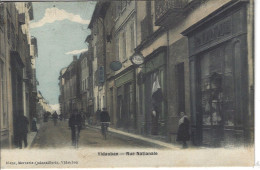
[68,108,110,146]
[68,108,190,148]
[15,108,189,149]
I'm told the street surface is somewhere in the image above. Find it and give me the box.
[31,120,162,149]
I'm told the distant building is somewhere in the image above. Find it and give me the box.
[79,52,88,114]
[58,67,67,118]
[36,91,53,120]
[85,35,95,123]
[61,55,81,117]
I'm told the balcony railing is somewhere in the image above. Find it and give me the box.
[155,0,190,26]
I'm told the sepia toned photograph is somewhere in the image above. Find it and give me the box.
[0,0,255,168]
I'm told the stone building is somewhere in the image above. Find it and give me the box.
[79,52,88,114]
[58,67,67,118]
[180,0,254,146]
[0,2,38,148]
[84,35,95,123]
[134,0,254,146]
[80,0,254,147]
[61,56,81,116]
[88,2,110,124]
[36,91,53,121]
[88,1,137,130]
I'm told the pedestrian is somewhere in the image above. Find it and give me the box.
[16,113,29,149]
[52,111,58,126]
[69,109,82,146]
[95,109,101,125]
[99,108,110,137]
[32,117,38,132]
[176,112,190,148]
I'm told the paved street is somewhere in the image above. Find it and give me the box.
[31,120,162,149]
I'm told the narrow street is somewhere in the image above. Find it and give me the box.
[0,1,255,168]
[31,120,162,149]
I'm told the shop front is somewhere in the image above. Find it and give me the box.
[139,47,167,136]
[182,2,252,146]
[115,68,136,131]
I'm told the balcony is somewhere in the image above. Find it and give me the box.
[155,0,190,26]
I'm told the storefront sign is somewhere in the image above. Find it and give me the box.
[110,61,122,71]
[115,70,134,87]
[194,17,231,48]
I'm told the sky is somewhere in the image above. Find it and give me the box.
[30,2,96,106]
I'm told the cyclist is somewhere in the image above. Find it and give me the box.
[99,108,110,139]
[69,109,82,147]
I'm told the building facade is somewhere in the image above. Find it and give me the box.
[61,56,81,117]
[0,2,38,148]
[85,35,95,123]
[58,67,67,118]
[79,52,88,113]
[62,0,254,147]
[36,91,53,121]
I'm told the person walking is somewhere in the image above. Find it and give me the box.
[69,109,82,146]
[176,112,190,148]
[52,111,58,126]
[99,108,110,139]
[32,117,38,132]
[16,113,29,149]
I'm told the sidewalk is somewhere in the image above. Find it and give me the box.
[87,124,180,149]
[27,123,41,148]
[27,131,37,148]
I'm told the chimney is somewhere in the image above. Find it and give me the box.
[73,55,77,61]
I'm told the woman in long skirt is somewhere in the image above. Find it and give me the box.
[176,112,190,148]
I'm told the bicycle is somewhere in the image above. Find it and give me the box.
[101,122,110,140]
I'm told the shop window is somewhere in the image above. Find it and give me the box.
[200,45,235,127]
[234,41,242,125]
[144,67,165,135]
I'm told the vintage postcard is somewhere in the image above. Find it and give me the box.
[0,0,256,168]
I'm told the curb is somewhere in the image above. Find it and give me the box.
[86,125,180,149]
